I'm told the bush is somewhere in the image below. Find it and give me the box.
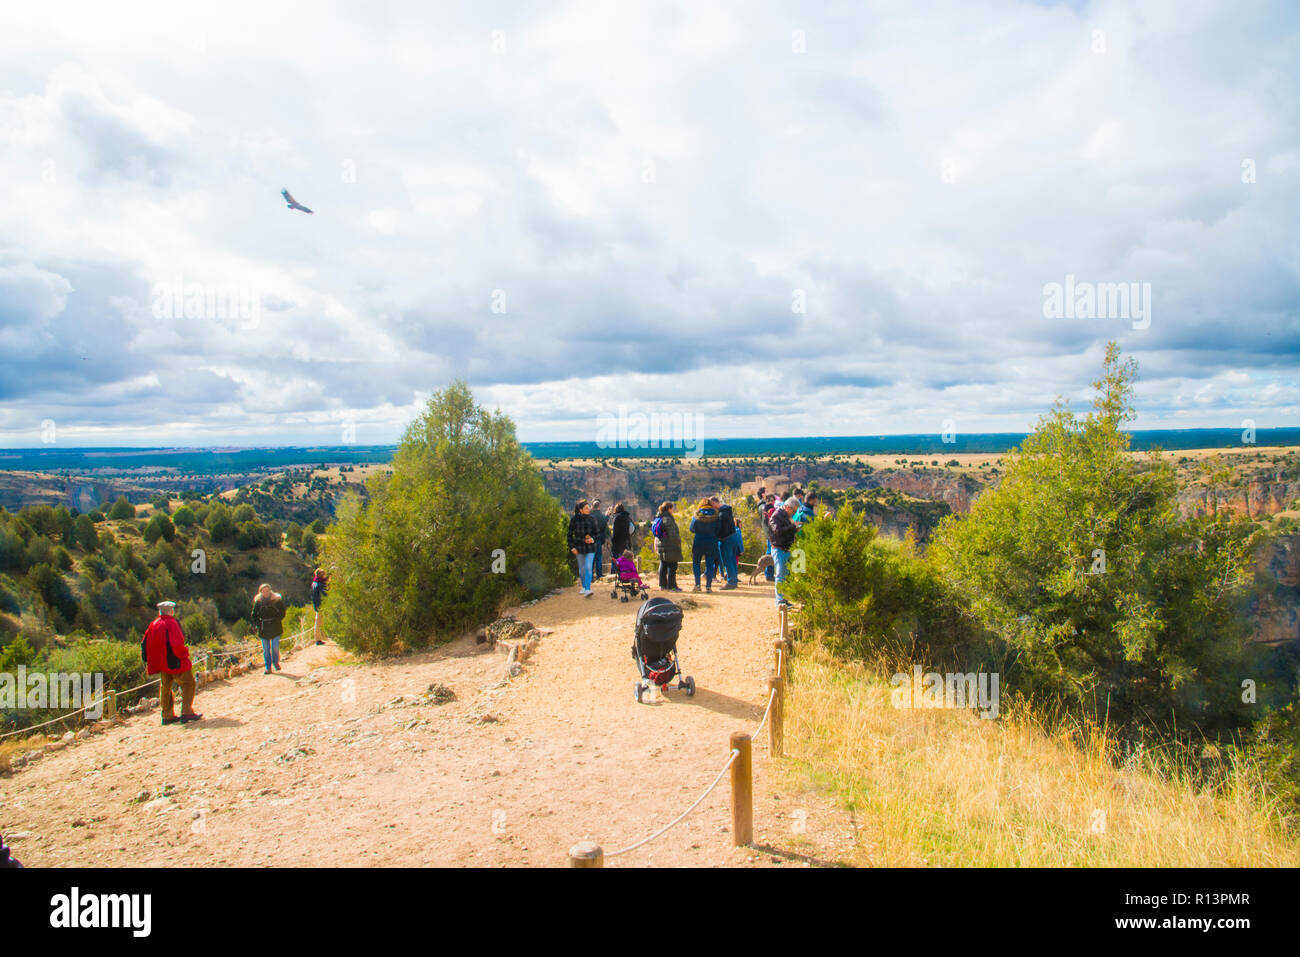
[780,505,984,668]
[73,513,98,551]
[108,496,136,520]
[205,503,235,543]
[929,344,1259,732]
[144,513,175,544]
[322,381,570,656]
[172,505,197,527]
[235,521,267,550]
[181,612,211,642]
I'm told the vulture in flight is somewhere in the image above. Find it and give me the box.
[280,188,314,214]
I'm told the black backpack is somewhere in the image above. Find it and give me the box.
[715,505,736,539]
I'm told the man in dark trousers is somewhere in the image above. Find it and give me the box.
[142,600,201,724]
[590,499,610,578]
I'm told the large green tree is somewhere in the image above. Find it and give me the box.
[930,343,1260,730]
[322,381,570,656]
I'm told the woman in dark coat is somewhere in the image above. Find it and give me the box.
[653,501,683,591]
[566,499,599,597]
[610,503,633,557]
[251,583,287,673]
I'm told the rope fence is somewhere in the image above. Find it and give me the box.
[569,611,796,867]
[0,624,315,744]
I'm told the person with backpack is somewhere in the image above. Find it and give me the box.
[768,498,800,607]
[251,583,287,673]
[652,501,682,591]
[713,497,741,589]
[610,503,633,557]
[567,500,600,597]
[142,600,201,724]
[310,567,328,641]
[688,497,723,592]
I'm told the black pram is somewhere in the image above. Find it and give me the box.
[632,596,695,703]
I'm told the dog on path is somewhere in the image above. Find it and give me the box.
[747,553,775,585]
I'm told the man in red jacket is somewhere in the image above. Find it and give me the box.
[143,601,201,725]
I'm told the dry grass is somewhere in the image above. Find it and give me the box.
[782,646,1299,866]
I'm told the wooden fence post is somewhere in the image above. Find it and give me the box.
[779,605,789,643]
[730,732,753,847]
[105,690,117,719]
[773,639,785,679]
[768,675,784,758]
[569,842,604,867]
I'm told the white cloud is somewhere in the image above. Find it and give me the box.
[0,0,1296,445]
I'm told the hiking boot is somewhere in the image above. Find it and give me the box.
[273,663,281,671]
[161,715,179,725]
[178,713,203,723]
[692,585,701,592]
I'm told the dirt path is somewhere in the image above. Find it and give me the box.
[2,583,859,867]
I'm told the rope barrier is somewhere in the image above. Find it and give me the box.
[0,625,315,741]
[606,749,740,858]
[751,687,777,742]
[0,705,92,740]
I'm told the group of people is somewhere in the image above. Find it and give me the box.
[566,499,637,595]
[566,486,820,605]
[139,568,329,725]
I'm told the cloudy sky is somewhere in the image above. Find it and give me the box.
[1,0,1297,448]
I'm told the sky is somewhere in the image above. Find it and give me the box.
[0,0,1297,448]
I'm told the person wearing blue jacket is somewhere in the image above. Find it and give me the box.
[688,498,723,592]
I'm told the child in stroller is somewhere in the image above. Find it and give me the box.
[609,550,650,603]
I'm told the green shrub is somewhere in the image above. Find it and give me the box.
[143,513,175,544]
[181,612,211,642]
[322,381,570,656]
[929,344,1258,732]
[107,496,136,520]
[780,504,983,668]
[172,505,197,527]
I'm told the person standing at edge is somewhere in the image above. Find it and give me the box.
[762,493,778,582]
[653,501,683,591]
[251,583,287,673]
[568,500,599,597]
[310,567,328,641]
[590,499,610,578]
[142,600,201,724]
[688,497,722,592]
[714,497,741,589]
[768,497,799,607]
[610,503,633,558]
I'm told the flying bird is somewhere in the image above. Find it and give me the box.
[280,188,314,214]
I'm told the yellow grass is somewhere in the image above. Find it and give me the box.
[782,646,1299,866]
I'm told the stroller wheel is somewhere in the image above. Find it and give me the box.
[610,590,617,599]
[634,681,644,703]
[684,676,696,697]
[640,590,648,600]
[621,595,629,603]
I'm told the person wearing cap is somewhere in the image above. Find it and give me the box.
[142,601,201,725]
